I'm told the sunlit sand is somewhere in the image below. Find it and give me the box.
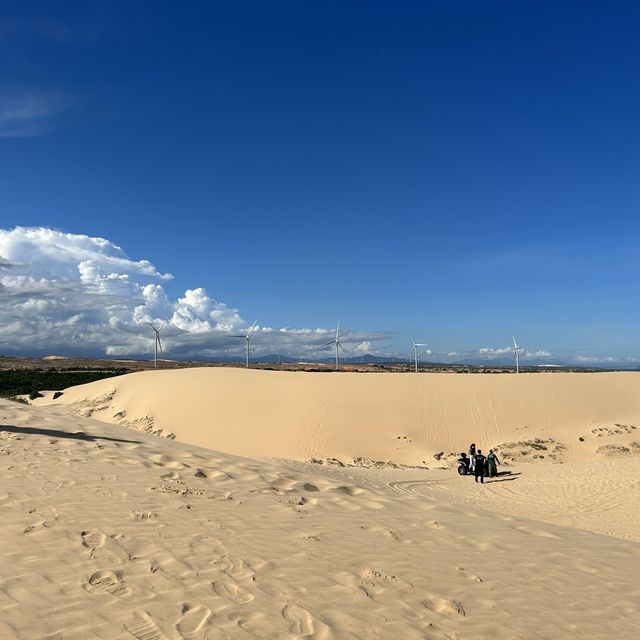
[1,369,638,638]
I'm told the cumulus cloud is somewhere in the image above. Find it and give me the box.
[0,227,388,359]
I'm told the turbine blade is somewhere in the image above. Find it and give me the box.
[226,335,246,339]
[248,319,258,336]
[512,335,518,349]
[336,321,340,341]
[320,341,335,348]
[157,336,163,352]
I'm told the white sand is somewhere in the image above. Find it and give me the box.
[2,386,640,638]
[35,369,640,464]
[5,370,640,637]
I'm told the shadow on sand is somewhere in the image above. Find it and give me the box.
[485,471,522,483]
[0,425,141,445]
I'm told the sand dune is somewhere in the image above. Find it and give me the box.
[35,369,640,465]
[1,398,639,639]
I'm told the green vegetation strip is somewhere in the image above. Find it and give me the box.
[0,369,129,398]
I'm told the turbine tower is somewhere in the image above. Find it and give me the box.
[321,322,345,370]
[512,335,522,373]
[148,323,162,368]
[227,320,258,368]
[409,337,427,373]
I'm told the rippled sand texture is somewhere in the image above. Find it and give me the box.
[1,399,639,639]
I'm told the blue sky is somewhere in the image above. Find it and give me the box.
[1,1,639,363]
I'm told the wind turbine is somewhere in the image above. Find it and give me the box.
[512,335,523,373]
[321,322,345,370]
[148,323,162,368]
[409,337,427,373]
[227,320,258,368]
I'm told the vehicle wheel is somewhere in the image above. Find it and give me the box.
[457,465,467,476]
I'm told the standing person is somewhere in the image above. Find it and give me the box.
[487,449,500,478]
[469,443,477,473]
[474,449,486,483]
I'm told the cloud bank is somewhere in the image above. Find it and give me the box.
[0,227,386,359]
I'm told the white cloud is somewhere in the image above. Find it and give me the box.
[479,347,512,356]
[574,355,615,364]
[0,226,388,359]
[355,341,372,353]
[476,346,554,360]
[0,94,68,137]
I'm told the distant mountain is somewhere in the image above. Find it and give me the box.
[252,353,406,365]
[342,353,406,364]
[252,354,301,364]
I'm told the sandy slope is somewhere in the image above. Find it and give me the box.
[35,369,640,465]
[0,399,639,640]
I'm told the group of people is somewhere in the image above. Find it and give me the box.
[461,443,500,483]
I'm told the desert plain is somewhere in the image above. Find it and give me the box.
[1,369,639,639]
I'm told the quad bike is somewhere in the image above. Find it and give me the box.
[457,456,471,475]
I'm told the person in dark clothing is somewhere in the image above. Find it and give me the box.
[474,449,486,483]
[487,449,500,478]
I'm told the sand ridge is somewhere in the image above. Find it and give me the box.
[1,399,639,639]
[34,368,640,465]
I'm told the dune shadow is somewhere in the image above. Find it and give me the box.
[0,424,141,445]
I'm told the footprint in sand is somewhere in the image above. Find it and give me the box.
[124,611,168,640]
[87,569,131,597]
[282,603,333,639]
[176,603,211,637]
[21,520,52,534]
[456,566,483,583]
[81,530,106,551]
[218,555,254,582]
[129,511,157,522]
[330,485,387,510]
[213,580,255,605]
[424,597,466,618]
[82,531,129,565]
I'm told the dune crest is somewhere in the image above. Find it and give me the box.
[35,369,640,465]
